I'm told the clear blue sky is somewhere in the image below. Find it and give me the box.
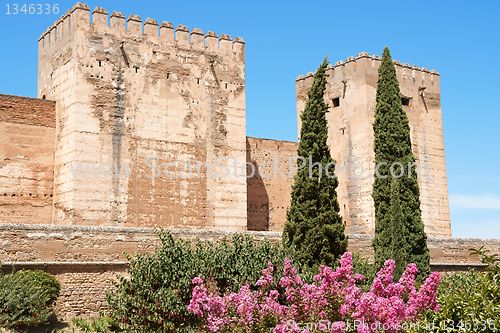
[1,0,499,238]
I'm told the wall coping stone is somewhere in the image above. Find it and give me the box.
[2,224,499,242]
[0,223,282,238]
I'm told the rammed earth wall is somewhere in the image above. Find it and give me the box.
[0,94,56,226]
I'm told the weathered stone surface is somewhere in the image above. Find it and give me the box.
[37,4,247,230]
[246,137,298,231]
[0,223,281,319]
[0,223,283,264]
[296,53,451,237]
[0,94,55,127]
[0,94,56,225]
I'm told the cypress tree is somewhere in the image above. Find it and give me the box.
[389,177,407,280]
[283,57,348,270]
[372,47,430,281]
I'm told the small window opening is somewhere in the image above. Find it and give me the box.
[225,83,228,89]
[197,78,200,85]
[341,128,345,135]
[166,73,170,79]
[135,67,139,73]
[42,95,46,99]
[98,60,101,67]
[332,97,340,108]
[402,97,410,106]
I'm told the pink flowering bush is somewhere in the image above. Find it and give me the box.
[188,252,440,332]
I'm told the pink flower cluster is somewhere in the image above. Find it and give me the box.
[187,253,440,333]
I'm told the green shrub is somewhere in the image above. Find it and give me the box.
[72,317,93,332]
[411,247,500,332]
[351,252,377,291]
[106,229,292,332]
[0,271,55,328]
[15,269,61,306]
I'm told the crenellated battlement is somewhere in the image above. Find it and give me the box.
[38,2,244,53]
[295,51,439,81]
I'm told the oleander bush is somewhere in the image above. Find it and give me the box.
[188,252,441,333]
[0,267,59,328]
[106,229,294,332]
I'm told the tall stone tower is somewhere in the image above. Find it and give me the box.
[38,3,247,230]
[295,52,451,237]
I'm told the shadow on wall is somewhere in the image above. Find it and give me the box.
[246,138,270,231]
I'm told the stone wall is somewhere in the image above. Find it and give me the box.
[296,53,451,237]
[246,137,298,231]
[0,94,56,226]
[0,223,280,318]
[346,234,498,270]
[1,223,498,318]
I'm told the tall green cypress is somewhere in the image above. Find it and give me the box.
[283,57,348,270]
[389,177,407,280]
[372,47,430,281]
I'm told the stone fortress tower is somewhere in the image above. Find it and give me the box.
[37,3,247,230]
[295,53,451,237]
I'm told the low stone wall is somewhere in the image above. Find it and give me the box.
[1,223,498,318]
[0,223,282,318]
[1,262,129,318]
[0,223,282,263]
[347,234,495,271]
